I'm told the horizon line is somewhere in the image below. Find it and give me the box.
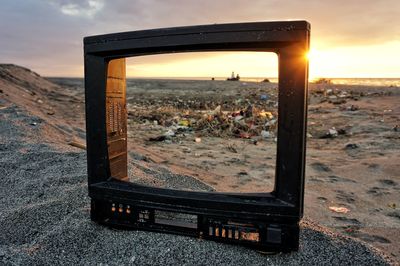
[45,76,400,79]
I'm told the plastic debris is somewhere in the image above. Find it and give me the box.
[239,132,251,139]
[165,129,175,138]
[321,127,338,138]
[211,105,222,116]
[329,206,350,213]
[259,111,273,119]
[347,105,359,111]
[261,130,272,139]
[195,137,201,143]
[68,141,86,150]
[178,120,190,127]
[234,115,244,122]
[265,118,277,127]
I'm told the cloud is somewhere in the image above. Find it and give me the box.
[52,0,104,18]
[0,0,399,76]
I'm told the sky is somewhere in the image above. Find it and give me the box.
[0,0,399,78]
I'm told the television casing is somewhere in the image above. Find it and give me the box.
[84,21,310,252]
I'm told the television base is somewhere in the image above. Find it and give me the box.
[91,199,300,253]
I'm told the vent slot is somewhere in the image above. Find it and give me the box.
[155,210,197,229]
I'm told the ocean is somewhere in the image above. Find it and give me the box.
[47,77,400,88]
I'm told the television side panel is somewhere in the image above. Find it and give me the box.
[106,59,128,181]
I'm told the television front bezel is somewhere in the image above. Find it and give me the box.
[84,21,310,252]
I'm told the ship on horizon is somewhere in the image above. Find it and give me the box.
[227,71,240,81]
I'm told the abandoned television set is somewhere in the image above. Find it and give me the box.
[84,21,310,252]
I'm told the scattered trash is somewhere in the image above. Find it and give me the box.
[149,135,166,142]
[329,206,350,213]
[178,119,190,127]
[227,143,238,153]
[265,118,277,128]
[244,105,253,118]
[347,105,359,111]
[311,87,366,105]
[234,115,244,122]
[237,171,248,176]
[182,147,191,153]
[261,130,272,139]
[195,137,201,143]
[345,143,359,149]
[129,94,278,140]
[211,105,222,116]
[165,129,175,138]
[307,133,313,138]
[337,128,347,135]
[239,132,251,139]
[328,128,338,137]
[314,78,332,84]
[321,127,338,138]
[30,122,37,126]
[37,99,43,104]
[67,141,86,150]
[259,111,273,119]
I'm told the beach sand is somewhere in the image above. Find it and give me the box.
[0,64,398,264]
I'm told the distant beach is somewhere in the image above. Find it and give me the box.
[48,77,400,87]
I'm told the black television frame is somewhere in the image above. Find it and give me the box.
[84,21,310,252]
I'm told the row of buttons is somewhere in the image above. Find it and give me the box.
[111,203,131,214]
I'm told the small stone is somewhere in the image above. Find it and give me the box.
[328,127,338,137]
[345,143,359,149]
[337,128,347,135]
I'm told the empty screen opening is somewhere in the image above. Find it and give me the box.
[108,52,279,193]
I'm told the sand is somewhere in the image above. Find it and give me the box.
[0,64,398,264]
